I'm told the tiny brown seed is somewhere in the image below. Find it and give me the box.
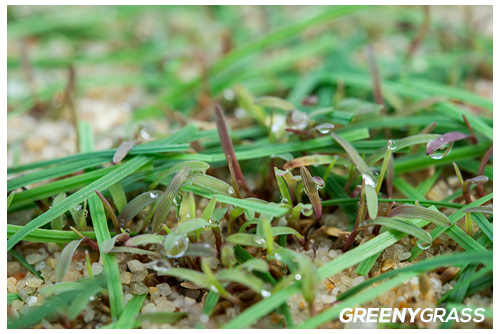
[324,227,341,237]
[381,258,395,272]
[440,267,460,284]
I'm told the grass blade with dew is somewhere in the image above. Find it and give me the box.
[117,190,162,228]
[187,174,235,197]
[152,167,189,234]
[149,161,210,190]
[7,155,152,251]
[176,218,211,234]
[300,166,322,221]
[425,131,470,158]
[88,195,125,320]
[214,104,251,194]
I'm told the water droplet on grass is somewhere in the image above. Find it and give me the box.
[295,274,302,281]
[427,141,452,160]
[388,140,397,150]
[362,167,380,187]
[261,290,271,298]
[227,187,235,195]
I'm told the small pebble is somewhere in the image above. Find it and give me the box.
[381,258,395,272]
[11,299,24,311]
[26,296,38,307]
[157,283,172,296]
[127,260,146,272]
[132,282,148,295]
[120,272,131,284]
[26,277,43,288]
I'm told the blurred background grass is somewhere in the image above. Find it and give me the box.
[7,5,492,167]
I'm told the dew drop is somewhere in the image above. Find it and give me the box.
[140,127,154,140]
[417,239,432,250]
[295,274,302,281]
[200,314,209,323]
[362,167,380,187]
[227,187,235,195]
[149,192,158,199]
[315,123,335,134]
[427,141,452,160]
[261,290,271,298]
[253,237,266,245]
[388,139,397,151]
[210,285,219,293]
[165,234,189,258]
[280,197,289,206]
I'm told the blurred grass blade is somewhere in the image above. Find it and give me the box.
[271,226,303,239]
[67,283,102,320]
[331,132,368,173]
[50,192,67,230]
[184,243,217,257]
[387,205,452,227]
[7,191,16,209]
[109,246,162,259]
[283,154,335,170]
[151,266,211,288]
[7,155,152,252]
[177,218,211,234]
[108,183,127,212]
[152,167,189,233]
[240,258,270,272]
[125,234,164,247]
[253,96,295,111]
[215,269,265,293]
[104,294,147,329]
[463,207,493,215]
[136,312,187,324]
[55,238,84,283]
[227,233,267,248]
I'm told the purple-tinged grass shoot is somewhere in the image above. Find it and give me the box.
[214,104,251,194]
[462,114,478,144]
[462,175,489,204]
[425,131,470,158]
[227,155,242,198]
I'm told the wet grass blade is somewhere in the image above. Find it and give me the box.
[364,184,378,219]
[152,166,190,233]
[425,131,470,156]
[300,167,322,221]
[7,155,152,251]
[117,190,162,227]
[135,311,187,325]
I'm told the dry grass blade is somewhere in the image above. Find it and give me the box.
[113,140,137,164]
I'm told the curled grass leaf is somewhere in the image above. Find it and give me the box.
[117,190,162,227]
[387,204,452,227]
[300,166,322,221]
[271,226,303,239]
[152,166,190,233]
[55,238,84,283]
[187,174,235,197]
[364,217,432,249]
[425,131,470,156]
